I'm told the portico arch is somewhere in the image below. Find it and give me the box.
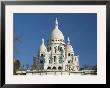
[52,66,56,70]
[58,66,62,70]
[47,66,51,70]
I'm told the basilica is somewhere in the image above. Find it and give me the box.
[34,18,79,71]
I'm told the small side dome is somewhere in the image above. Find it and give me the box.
[66,37,74,52]
[66,44,74,53]
[39,38,47,53]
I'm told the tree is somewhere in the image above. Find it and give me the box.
[13,24,21,74]
[81,64,97,70]
[83,64,89,70]
[26,64,29,70]
[22,64,25,70]
[14,59,21,75]
[91,65,97,72]
[31,64,37,70]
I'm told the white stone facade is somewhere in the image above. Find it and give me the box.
[34,18,79,71]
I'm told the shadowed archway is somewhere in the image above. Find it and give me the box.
[58,66,62,70]
[47,66,51,70]
[52,66,56,70]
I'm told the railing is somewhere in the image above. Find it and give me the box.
[16,69,97,75]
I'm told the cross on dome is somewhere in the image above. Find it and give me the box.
[55,18,58,25]
[67,36,70,44]
[42,38,44,44]
[68,37,70,42]
[55,18,58,29]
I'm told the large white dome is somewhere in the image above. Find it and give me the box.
[51,27,64,40]
[50,18,64,41]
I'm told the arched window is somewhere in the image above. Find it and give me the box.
[59,60,60,63]
[54,56,56,62]
[49,60,51,63]
[54,47,56,53]
[47,47,49,51]
[68,60,70,63]
[60,47,62,51]
[41,54,43,57]
[40,60,44,64]
[58,46,60,51]
[68,53,70,56]
[59,60,62,63]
